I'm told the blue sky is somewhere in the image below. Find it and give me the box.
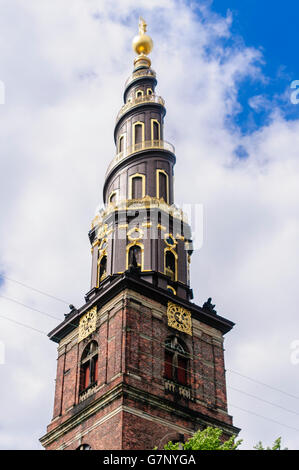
[210,0,299,132]
[212,0,298,78]
[0,0,299,450]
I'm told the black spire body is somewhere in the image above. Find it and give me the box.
[88,44,193,301]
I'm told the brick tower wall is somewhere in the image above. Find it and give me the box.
[41,289,234,450]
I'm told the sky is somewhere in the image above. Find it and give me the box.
[0,0,299,450]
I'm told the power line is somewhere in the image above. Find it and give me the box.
[1,314,299,433]
[117,328,299,409]
[227,369,299,402]
[2,290,298,412]
[230,403,299,433]
[0,294,79,337]
[229,386,299,417]
[120,339,299,419]
[0,314,47,335]
[0,276,297,403]
[0,294,62,321]
[1,279,298,418]
[0,274,70,305]
[1,288,298,410]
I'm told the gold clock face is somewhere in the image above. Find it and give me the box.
[78,307,97,342]
[82,320,92,334]
[167,302,192,336]
[174,309,188,326]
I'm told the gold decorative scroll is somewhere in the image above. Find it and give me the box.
[167,301,192,336]
[78,307,97,342]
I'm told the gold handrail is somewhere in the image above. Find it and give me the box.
[90,196,189,230]
[116,94,165,122]
[124,69,156,88]
[106,139,175,176]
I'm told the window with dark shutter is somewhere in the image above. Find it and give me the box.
[153,121,159,140]
[134,124,143,144]
[165,251,176,281]
[119,135,124,153]
[132,176,143,199]
[128,245,142,268]
[159,171,167,201]
[99,255,107,282]
[164,337,188,386]
[164,350,173,380]
[79,341,98,394]
[177,356,187,385]
[83,362,90,389]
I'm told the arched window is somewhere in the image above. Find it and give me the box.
[167,285,176,295]
[165,250,176,281]
[128,244,142,269]
[136,90,144,98]
[98,255,107,283]
[147,88,153,95]
[151,119,160,141]
[132,176,142,199]
[79,341,98,393]
[133,122,144,146]
[164,337,188,385]
[118,135,125,154]
[134,124,143,143]
[109,191,117,204]
[156,170,169,203]
[77,444,92,450]
[129,173,145,199]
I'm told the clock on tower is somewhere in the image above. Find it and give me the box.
[40,18,239,450]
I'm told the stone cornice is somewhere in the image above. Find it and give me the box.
[48,273,235,343]
[40,381,240,448]
[39,382,124,447]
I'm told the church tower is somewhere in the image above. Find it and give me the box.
[40,19,239,450]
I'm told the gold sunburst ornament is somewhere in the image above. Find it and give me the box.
[167,301,192,336]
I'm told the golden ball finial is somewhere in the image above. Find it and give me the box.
[132,17,153,56]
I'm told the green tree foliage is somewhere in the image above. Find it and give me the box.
[163,427,242,450]
[254,437,287,450]
[162,427,286,450]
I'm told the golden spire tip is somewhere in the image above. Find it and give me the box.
[132,17,153,57]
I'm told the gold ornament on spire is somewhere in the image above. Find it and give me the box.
[139,17,147,35]
[132,16,153,56]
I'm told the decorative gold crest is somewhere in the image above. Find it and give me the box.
[167,301,192,336]
[78,307,97,342]
[164,233,177,248]
[127,226,144,241]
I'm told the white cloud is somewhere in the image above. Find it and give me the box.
[0,0,298,450]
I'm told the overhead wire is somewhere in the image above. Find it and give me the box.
[1,312,298,433]
[0,274,70,305]
[0,294,62,321]
[1,290,298,410]
[229,404,299,433]
[0,314,47,335]
[227,369,299,402]
[1,279,298,432]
